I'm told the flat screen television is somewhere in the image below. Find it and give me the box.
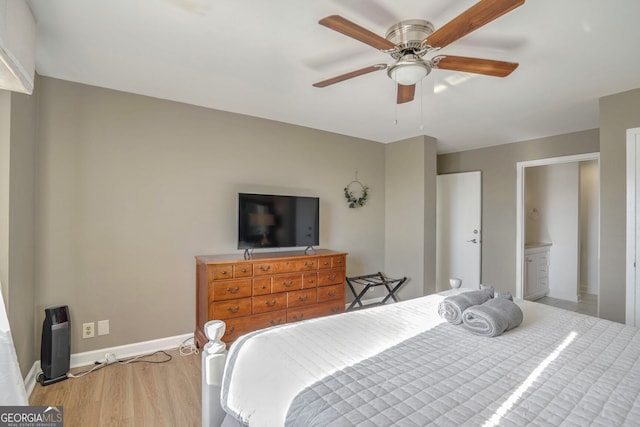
[238,193,319,250]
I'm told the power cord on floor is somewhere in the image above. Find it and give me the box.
[66,350,173,379]
[178,336,199,356]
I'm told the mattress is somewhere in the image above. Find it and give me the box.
[220,291,640,426]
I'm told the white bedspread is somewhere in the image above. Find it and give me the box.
[220,292,640,426]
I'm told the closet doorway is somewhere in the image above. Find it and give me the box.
[516,153,600,316]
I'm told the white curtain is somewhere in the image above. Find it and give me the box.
[0,283,28,405]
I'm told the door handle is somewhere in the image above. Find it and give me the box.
[467,238,478,244]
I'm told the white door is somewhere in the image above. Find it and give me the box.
[436,171,482,291]
[626,127,640,326]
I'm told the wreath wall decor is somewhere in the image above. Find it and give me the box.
[344,173,369,208]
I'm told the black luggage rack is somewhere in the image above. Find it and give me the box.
[346,272,407,311]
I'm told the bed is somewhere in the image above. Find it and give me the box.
[211,290,640,426]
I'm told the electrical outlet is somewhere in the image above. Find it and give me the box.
[98,319,109,336]
[82,322,95,339]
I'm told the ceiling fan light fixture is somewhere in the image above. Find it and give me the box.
[387,54,431,85]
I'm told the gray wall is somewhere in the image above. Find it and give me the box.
[599,88,640,323]
[579,161,599,296]
[0,91,9,302]
[423,137,437,296]
[0,88,38,377]
[35,77,388,353]
[384,136,437,300]
[438,129,599,295]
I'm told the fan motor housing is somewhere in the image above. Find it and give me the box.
[386,19,434,58]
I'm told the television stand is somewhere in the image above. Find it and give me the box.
[194,249,347,347]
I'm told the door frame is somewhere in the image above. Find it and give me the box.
[626,127,640,326]
[515,152,600,300]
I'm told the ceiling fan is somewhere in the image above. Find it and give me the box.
[313,0,525,104]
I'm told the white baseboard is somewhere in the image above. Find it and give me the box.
[69,333,193,368]
[24,360,41,397]
[25,332,193,398]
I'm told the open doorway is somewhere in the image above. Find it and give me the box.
[515,153,600,316]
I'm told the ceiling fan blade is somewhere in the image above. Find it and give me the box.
[319,15,396,51]
[313,64,387,88]
[427,0,525,49]
[397,84,415,104]
[434,55,518,77]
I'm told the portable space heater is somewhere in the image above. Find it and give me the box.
[38,305,70,386]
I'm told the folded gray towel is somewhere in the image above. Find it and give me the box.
[495,291,513,301]
[438,288,494,325]
[461,298,524,337]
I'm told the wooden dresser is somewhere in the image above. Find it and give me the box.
[194,249,347,347]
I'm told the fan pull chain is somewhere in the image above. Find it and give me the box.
[394,84,398,125]
[419,80,424,131]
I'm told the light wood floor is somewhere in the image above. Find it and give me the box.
[535,293,598,317]
[29,349,201,427]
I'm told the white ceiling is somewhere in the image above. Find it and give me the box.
[27,0,640,153]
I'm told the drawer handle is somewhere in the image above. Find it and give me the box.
[304,261,314,267]
[269,317,282,325]
[221,270,228,275]
[259,265,271,272]
[327,291,336,297]
[225,326,235,335]
[297,295,308,302]
[226,286,240,294]
[227,305,240,313]
[282,280,294,287]
[265,299,277,307]
[323,261,330,266]
[293,313,305,321]
[308,279,315,283]
[328,274,337,280]
[241,268,248,273]
[261,285,267,289]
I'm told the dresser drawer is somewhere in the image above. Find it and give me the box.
[234,264,252,278]
[272,273,303,293]
[318,256,333,270]
[253,277,272,296]
[254,258,318,276]
[302,272,318,289]
[211,263,253,280]
[318,255,346,269]
[210,298,252,320]
[287,289,317,308]
[211,279,252,301]
[317,283,344,303]
[331,255,346,268]
[210,264,234,281]
[287,300,344,323]
[223,310,287,343]
[253,294,287,314]
[318,269,345,286]
[247,310,287,330]
[291,258,318,271]
[253,260,291,276]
